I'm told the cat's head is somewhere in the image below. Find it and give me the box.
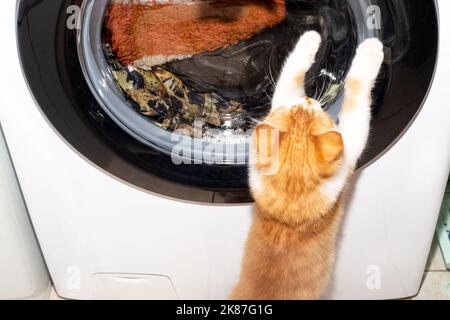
[251,97,344,208]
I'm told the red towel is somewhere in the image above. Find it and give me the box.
[106,0,286,67]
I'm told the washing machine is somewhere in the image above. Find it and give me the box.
[1,0,448,299]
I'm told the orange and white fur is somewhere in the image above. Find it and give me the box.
[231,31,384,300]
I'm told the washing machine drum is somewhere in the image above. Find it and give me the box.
[17,0,438,203]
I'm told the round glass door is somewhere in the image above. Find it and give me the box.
[79,0,379,164]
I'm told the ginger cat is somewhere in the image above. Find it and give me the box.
[231,31,384,300]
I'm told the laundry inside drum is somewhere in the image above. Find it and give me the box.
[100,0,352,140]
[77,0,360,163]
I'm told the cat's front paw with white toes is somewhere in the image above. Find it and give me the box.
[292,31,322,69]
[297,31,322,54]
[349,38,384,82]
[271,31,322,111]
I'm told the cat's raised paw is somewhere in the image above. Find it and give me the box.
[349,38,384,82]
[297,31,322,50]
[293,31,322,66]
[281,31,322,75]
[356,38,384,63]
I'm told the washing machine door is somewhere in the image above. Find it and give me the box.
[17,0,438,203]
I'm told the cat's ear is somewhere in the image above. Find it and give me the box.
[315,131,344,163]
[265,107,290,133]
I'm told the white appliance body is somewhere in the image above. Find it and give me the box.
[0,126,50,299]
[1,0,449,299]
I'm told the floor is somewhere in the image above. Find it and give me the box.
[411,239,450,300]
[48,240,450,300]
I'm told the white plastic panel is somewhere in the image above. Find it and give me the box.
[0,127,50,299]
[92,274,178,300]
